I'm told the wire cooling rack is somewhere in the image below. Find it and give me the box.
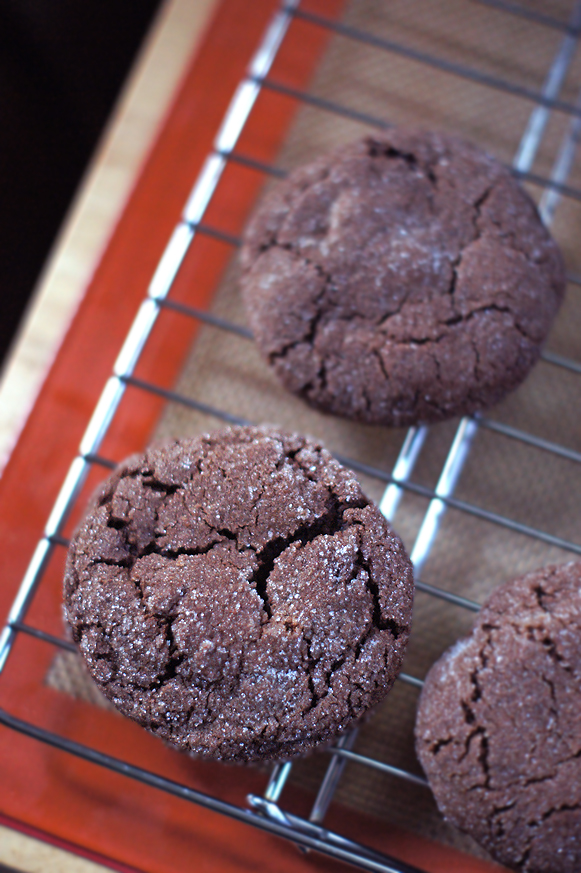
[2,1,581,871]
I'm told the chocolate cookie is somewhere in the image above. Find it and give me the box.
[241,129,565,426]
[64,425,414,763]
[415,562,581,872]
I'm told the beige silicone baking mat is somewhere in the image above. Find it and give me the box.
[48,0,581,862]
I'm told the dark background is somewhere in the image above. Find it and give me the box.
[0,0,163,367]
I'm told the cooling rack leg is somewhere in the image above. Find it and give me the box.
[307,728,359,825]
[410,418,479,576]
[538,88,581,225]
[263,761,293,802]
[378,427,428,522]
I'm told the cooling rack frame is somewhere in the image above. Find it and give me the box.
[1,1,581,871]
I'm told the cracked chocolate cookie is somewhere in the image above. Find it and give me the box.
[415,562,581,872]
[64,425,414,763]
[241,128,565,426]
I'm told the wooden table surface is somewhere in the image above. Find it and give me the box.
[0,1,217,869]
[0,0,217,477]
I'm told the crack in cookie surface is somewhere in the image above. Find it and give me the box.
[65,426,414,763]
[416,562,581,872]
[241,129,565,426]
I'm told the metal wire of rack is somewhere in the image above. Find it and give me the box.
[2,1,581,870]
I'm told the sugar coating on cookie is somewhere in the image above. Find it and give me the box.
[241,129,565,426]
[64,425,414,762]
[415,562,581,872]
